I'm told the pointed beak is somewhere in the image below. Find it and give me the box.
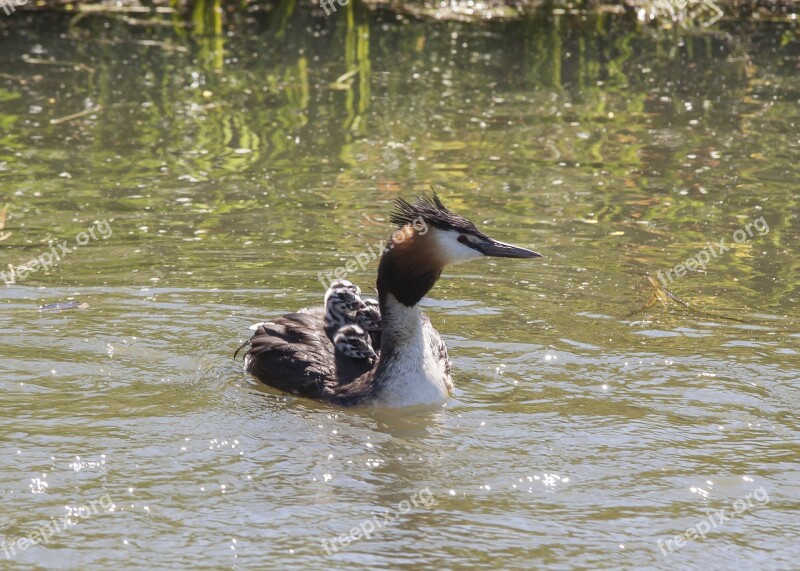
[476,238,542,259]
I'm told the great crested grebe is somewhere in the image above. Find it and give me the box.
[239,194,541,408]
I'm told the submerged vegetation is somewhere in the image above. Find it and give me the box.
[0,0,798,316]
[4,0,799,26]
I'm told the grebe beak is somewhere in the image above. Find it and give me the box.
[475,238,542,259]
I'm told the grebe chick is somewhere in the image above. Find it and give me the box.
[328,278,361,298]
[259,279,364,333]
[321,279,365,335]
[333,324,379,363]
[355,298,382,350]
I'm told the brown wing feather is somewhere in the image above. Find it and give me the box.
[243,312,335,399]
[241,312,375,401]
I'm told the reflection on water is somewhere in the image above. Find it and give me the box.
[1,5,799,570]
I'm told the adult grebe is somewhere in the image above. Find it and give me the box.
[239,194,541,407]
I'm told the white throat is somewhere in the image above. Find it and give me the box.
[431,228,484,265]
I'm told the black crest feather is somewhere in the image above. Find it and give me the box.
[390,193,484,235]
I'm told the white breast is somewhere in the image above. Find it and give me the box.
[370,297,451,408]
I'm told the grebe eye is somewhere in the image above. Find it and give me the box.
[457,235,469,244]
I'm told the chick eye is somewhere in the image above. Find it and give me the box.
[457,235,469,244]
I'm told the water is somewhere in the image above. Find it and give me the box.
[1,6,799,570]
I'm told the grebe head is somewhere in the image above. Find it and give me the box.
[378,193,542,307]
[324,281,366,329]
[328,279,361,298]
[333,324,378,362]
[355,298,381,331]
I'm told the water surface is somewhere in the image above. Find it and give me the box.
[1,7,799,570]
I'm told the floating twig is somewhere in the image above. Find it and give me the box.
[625,275,745,323]
[329,68,359,90]
[75,4,175,14]
[362,213,384,226]
[50,106,102,125]
[21,55,95,73]
[0,72,30,84]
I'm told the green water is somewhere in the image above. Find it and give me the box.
[1,5,799,570]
